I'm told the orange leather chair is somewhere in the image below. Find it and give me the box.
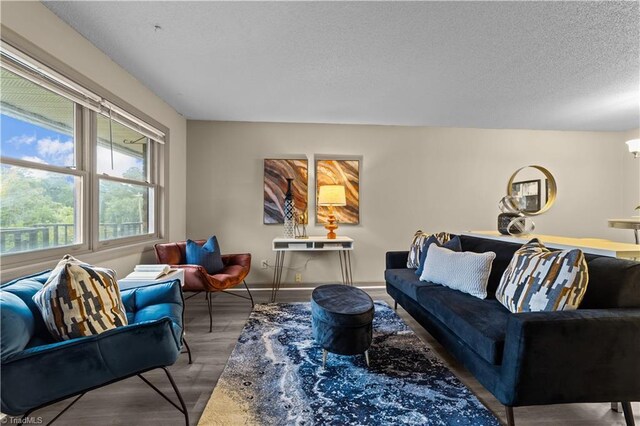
[154,240,253,332]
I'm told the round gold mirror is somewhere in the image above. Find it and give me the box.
[506,165,557,216]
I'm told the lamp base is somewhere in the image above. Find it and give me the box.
[324,214,338,239]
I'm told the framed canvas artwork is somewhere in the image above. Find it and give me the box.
[315,158,360,225]
[263,159,308,224]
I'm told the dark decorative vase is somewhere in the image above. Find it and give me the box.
[498,213,522,235]
[283,178,295,238]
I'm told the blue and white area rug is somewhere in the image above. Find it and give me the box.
[198,302,500,425]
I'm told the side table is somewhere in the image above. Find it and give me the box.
[271,236,354,303]
[118,269,191,363]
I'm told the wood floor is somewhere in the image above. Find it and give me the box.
[23,287,639,426]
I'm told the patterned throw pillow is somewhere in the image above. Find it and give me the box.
[496,239,589,313]
[33,255,128,341]
[407,230,451,269]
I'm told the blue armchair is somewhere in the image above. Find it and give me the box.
[0,271,189,425]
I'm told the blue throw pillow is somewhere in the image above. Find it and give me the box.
[416,235,462,276]
[186,236,224,274]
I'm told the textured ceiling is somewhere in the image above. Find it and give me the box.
[44,1,639,131]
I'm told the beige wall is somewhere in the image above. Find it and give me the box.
[187,121,636,285]
[621,128,640,218]
[0,2,187,280]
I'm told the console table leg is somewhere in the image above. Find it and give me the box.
[271,251,279,303]
[346,250,353,285]
[364,350,370,367]
[338,251,346,284]
[277,251,285,302]
[271,251,285,303]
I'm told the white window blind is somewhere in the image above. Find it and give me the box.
[0,40,165,144]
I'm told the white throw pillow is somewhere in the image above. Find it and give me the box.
[419,244,496,299]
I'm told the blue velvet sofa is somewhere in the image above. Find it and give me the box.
[385,235,640,425]
[0,271,189,424]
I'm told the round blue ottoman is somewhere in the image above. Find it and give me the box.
[311,284,374,367]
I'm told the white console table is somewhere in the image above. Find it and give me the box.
[271,236,354,302]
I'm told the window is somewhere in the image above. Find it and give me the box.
[97,115,154,241]
[0,42,166,262]
[0,68,82,254]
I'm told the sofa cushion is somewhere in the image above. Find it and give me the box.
[496,239,589,313]
[580,255,640,309]
[385,268,438,302]
[459,235,521,296]
[32,256,128,341]
[417,286,510,365]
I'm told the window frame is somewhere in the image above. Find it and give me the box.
[0,103,89,262]
[0,34,169,271]
[91,110,159,249]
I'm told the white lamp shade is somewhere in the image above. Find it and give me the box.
[626,139,640,154]
[318,185,346,206]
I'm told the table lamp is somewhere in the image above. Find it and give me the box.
[318,185,346,239]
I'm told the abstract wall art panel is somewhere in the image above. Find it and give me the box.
[264,159,308,224]
[316,158,360,225]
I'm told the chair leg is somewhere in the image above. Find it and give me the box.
[162,368,190,426]
[394,301,397,310]
[182,336,193,364]
[243,280,255,307]
[505,406,515,426]
[207,291,213,333]
[138,368,189,426]
[622,402,635,426]
[29,392,85,425]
